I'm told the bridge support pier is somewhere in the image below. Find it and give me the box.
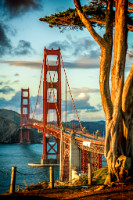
[59,130,81,181]
[41,129,47,164]
[69,131,81,182]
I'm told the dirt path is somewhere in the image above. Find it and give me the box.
[1,183,133,200]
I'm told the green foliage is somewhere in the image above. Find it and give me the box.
[40,2,133,32]
[40,5,106,31]
[92,166,108,185]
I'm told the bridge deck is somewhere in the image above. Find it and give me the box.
[22,122,105,154]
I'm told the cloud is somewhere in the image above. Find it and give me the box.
[48,40,70,51]
[0,91,21,111]
[47,36,100,69]
[74,96,101,113]
[0,0,41,18]
[48,35,100,58]
[66,35,98,56]
[64,57,100,69]
[12,80,20,84]
[73,55,100,69]
[62,99,102,114]
[0,86,15,94]
[13,40,35,55]
[0,91,38,113]
[0,88,102,121]
[0,23,12,56]
[0,82,4,86]
[62,87,102,114]
[0,23,35,57]
[0,58,99,70]
[14,73,19,76]
[0,75,6,78]
[0,60,42,69]
[72,37,95,56]
[71,87,100,94]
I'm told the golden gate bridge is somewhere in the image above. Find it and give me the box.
[20,48,105,181]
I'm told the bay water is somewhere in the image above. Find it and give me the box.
[0,144,59,194]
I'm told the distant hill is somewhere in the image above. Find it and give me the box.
[0,109,20,124]
[81,121,105,137]
[0,109,42,144]
[64,120,105,137]
[0,109,105,144]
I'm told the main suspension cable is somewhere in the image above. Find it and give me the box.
[60,55,83,132]
[32,64,43,120]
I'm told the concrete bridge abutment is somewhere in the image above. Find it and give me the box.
[59,129,81,182]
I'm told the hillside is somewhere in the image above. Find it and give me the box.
[0,117,20,144]
[0,109,105,144]
[64,120,105,137]
[0,109,20,125]
[0,109,42,144]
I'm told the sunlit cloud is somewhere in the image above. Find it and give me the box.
[0,60,42,69]
[71,87,100,94]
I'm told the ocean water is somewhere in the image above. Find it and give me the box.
[0,144,59,194]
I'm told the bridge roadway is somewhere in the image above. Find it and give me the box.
[23,122,105,154]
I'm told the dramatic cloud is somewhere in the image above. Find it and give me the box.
[74,94,101,113]
[13,40,35,55]
[0,86,15,94]
[47,36,100,69]
[48,35,100,58]
[62,99,102,114]
[0,0,41,18]
[62,87,102,115]
[0,23,35,57]
[0,23,12,56]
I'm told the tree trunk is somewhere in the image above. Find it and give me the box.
[74,0,132,183]
[122,64,133,173]
[105,0,131,182]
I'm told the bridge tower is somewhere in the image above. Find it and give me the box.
[41,48,61,164]
[20,88,30,144]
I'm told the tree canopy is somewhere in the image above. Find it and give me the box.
[40,1,133,32]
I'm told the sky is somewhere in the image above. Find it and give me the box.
[0,0,133,122]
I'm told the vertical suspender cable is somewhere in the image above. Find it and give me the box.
[65,78,67,126]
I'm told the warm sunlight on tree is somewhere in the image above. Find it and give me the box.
[40,0,133,183]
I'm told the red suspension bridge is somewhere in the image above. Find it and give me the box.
[20,48,105,181]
